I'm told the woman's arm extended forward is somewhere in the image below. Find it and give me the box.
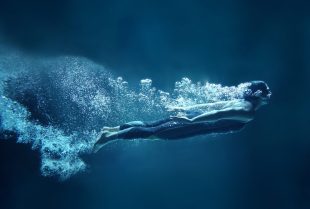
[190,100,254,123]
[170,100,254,123]
[167,100,240,112]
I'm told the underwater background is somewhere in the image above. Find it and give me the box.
[0,0,309,209]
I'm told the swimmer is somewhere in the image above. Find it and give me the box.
[93,81,271,153]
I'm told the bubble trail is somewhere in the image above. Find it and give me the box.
[0,51,252,180]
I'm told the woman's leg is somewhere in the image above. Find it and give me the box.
[119,118,173,130]
[93,126,157,153]
[94,116,193,153]
[100,121,148,133]
[114,127,156,140]
[154,120,247,140]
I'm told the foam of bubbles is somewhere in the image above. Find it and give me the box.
[0,50,252,180]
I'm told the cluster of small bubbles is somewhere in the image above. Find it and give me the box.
[161,78,251,109]
[48,57,113,130]
[107,76,136,123]
[138,79,166,119]
[107,77,167,123]
[0,55,104,180]
[0,87,93,180]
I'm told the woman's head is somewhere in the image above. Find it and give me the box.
[244,81,271,108]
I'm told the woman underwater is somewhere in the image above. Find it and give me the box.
[93,81,271,153]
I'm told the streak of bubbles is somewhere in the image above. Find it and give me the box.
[0,50,251,180]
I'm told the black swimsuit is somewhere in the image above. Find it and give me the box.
[116,110,246,140]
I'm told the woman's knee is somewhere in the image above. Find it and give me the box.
[123,127,154,139]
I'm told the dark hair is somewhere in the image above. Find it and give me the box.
[244,81,271,102]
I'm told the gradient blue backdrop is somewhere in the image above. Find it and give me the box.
[0,0,309,209]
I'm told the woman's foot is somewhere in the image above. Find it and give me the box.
[93,130,118,153]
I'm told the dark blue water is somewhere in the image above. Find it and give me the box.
[0,1,309,209]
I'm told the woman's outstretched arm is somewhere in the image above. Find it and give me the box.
[170,100,254,123]
[167,101,228,112]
